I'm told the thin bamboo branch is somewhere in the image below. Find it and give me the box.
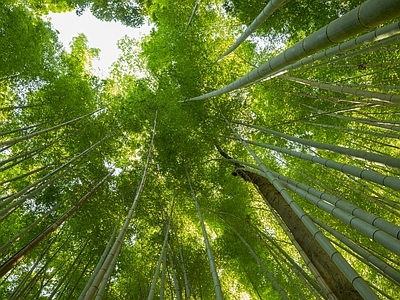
[185,167,224,300]
[168,246,181,300]
[281,75,400,106]
[84,111,157,300]
[148,218,172,300]
[223,118,377,299]
[183,0,201,33]
[0,171,113,278]
[0,130,115,209]
[227,223,288,299]
[217,0,288,61]
[0,109,102,148]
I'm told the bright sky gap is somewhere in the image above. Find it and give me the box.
[46,11,152,78]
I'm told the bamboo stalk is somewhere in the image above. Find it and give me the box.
[182,0,400,102]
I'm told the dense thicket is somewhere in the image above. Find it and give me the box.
[1,0,400,299]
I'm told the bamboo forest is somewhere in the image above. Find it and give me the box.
[1,0,400,298]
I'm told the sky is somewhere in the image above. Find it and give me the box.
[46,11,152,78]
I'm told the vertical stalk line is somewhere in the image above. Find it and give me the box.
[67,258,94,299]
[94,238,123,300]
[9,231,70,300]
[159,249,166,299]
[83,111,157,300]
[48,240,89,300]
[185,167,224,300]
[225,193,334,299]
[260,220,327,299]
[148,215,172,300]
[168,245,182,300]
[178,243,191,299]
[78,223,119,300]
[7,231,62,300]
[225,222,288,299]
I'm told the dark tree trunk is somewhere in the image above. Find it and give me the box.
[217,146,362,299]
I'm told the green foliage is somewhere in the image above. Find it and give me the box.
[223,0,364,41]
[68,0,145,27]
[1,0,400,299]
[0,5,61,80]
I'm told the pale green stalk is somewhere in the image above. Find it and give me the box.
[159,248,167,300]
[182,0,400,102]
[284,21,400,72]
[241,138,400,191]
[186,167,224,300]
[279,179,400,255]
[168,247,182,300]
[310,34,400,70]
[148,220,171,300]
[281,75,400,106]
[183,0,201,33]
[259,221,328,299]
[94,239,122,300]
[178,245,191,299]
[264,169,400,239]
[228,224,288,299]
[84,112,157,300]
[78,224,119,300]
[239,122,400,169]
[225,117,378,299]
[217,0,288,61]
[48,241,88,300]
[312,217,400,285]
[0,109,102,148]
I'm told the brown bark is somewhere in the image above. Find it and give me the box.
[216,145,361,299]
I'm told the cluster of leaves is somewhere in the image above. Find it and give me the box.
[1,0,400,299]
